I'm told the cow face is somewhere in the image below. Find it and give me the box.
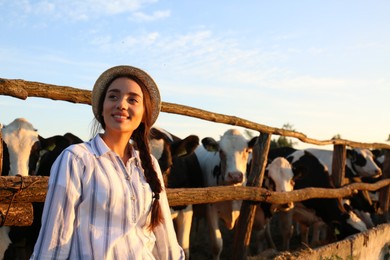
[347,148,382,178]
[267,157,294,193]
[1,118,39,176]
[202,129,254,186]
[266,157,295,212]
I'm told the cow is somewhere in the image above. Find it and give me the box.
[256,147,328,249]
[0,118,41,259]
[149,127,202,259]
[36,133,83,176]
[0,118,84,259]
[194,129,256,260]
[305,147,382,227]
[9,133,85,259]
[305,147,382,178]
[1,118,40,177]
[287,150,368,242]
[250,157,295,255]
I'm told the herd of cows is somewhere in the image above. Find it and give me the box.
[0,118,388,259]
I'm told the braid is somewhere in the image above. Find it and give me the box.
[133,124,163,230]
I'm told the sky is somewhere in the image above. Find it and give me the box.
[1,0,389,149]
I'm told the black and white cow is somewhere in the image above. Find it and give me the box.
[305,148,382,178]
[250,156,295,254]
[1,118,40,177]
[287,150,368,242]
[9,133,85,259]
[1,118,41,259]
[149,127,202,259]
[194,129,256,260]
[0,118,83,259]
[305,147,383,227]
[36,133,83,176]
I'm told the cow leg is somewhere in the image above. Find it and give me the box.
[0,227,11,260]
[250,227,268,256]
[292,203,327,247]
[310,220,327,247]
[292,203,315,246]
[264,219,276,250]
[298,223,310,246]
[250,205,268,255]
[206,204,223,260]
[174,205,193,260]
[278,210,293,251]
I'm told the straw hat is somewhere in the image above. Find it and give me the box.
[92,65,161,125]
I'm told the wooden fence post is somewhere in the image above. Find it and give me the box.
[232,132,271,260]
[332,145,346,187]
[0,129,2,175]
[379,149,390,221]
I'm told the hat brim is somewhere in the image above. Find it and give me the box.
[92,65,161,126]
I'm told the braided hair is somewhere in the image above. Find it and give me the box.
[133,123,163,230]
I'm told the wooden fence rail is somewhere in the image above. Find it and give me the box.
[1,77,390,258]
[1,176,389,206]
[1,175,390,226]
[2,77,390,149]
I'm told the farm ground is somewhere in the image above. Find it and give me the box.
[188,211,305,260]
[188,209,390,260]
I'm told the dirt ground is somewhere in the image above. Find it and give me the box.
[188,211,305,260]
[188,211,390,260]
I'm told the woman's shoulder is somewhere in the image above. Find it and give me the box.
[62,140,95,158]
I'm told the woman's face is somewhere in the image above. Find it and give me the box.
[102,77,145,136]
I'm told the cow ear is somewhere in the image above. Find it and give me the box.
[201,137,219,152]
[371,149,382,158]
[247,136,258,148]
[150,127,166,140]
[172,135,200,157]
[346,149,357,162]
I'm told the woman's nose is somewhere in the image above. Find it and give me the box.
[117,98,128,110]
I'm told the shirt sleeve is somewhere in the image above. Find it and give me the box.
[151,155,185,260]
[30,149,83,260]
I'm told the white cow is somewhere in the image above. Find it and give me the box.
[0,118,40,259]
[194,129,255,260]
[251,157,295,254]
[1,118,40,177]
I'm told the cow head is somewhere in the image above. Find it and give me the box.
[266,157,295,212]
[1,118,40,176]
[347,148,382,178]
[201,129,255,186]
[149,127,200,186]
[36,133,83,176]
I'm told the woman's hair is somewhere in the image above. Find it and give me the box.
[91,75,163,230]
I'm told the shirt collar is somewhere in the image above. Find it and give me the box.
[90,134,142,165]
[89,134,110,157]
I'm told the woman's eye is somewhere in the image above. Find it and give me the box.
[128,97,139,103]
[107,94,118,100]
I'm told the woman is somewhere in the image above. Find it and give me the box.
[30,65,184,259]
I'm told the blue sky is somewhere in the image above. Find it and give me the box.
[1,1,389,148]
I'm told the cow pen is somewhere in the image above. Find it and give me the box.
[1,77,390,259]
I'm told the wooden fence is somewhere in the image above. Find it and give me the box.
[1,77,390,259]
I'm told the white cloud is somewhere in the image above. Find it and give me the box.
[132,10,170,22]
[2,0,162,22]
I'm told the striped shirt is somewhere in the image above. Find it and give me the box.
[30,134,184,260]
